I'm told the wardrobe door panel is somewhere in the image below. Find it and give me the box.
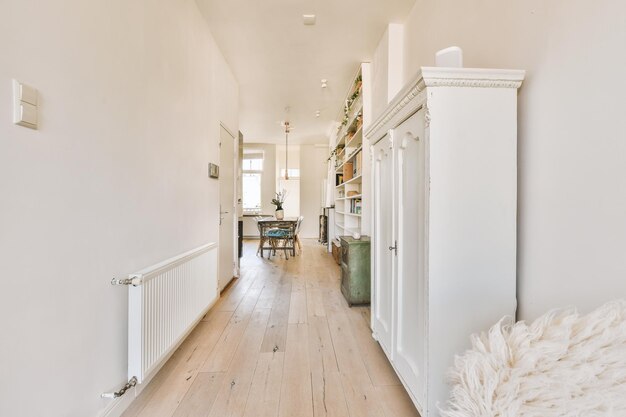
[393,109,427,406]
[371,137,394,355]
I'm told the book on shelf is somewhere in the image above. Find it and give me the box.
[336,173,343,186]
[343,162,353,181]
[351,150,362,177]
[350,198,362,214]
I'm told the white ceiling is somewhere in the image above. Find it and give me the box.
[195,0,416,144]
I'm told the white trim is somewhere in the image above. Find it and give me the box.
[100,295,220,417]
[365,67,525,144]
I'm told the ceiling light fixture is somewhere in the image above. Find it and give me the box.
[321,79,328,89]
[315,110,321,118]
[283,121,291,180]
[303,14,316,25]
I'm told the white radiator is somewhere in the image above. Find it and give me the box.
[127,242,218,383]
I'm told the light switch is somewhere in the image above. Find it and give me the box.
[13,79,38,129]
[19,102,38,127]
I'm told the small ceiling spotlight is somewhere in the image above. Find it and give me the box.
[315,110,321,118]
[321,79,328,89]
[303,14,316,26]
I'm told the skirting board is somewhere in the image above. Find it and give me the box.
[98,295,219,417]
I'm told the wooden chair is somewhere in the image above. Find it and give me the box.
[255,216,269,256]
[294,216,304,254]
[267,222,296,259]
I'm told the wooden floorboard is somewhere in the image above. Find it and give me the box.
[242,352,284,417]
[171,372,223,417]
[121,239,418,417]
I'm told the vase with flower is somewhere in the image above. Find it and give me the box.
[271,190,287,220]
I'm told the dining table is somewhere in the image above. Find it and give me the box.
[256,217,298,258]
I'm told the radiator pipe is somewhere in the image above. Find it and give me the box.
[101,376,138,399]
[110,275,143,287]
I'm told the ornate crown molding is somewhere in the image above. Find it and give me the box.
[365,79,427,143]
[423,78,523,89]
[365,67,525,143]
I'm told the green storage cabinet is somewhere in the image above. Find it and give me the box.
[340,236,371,306]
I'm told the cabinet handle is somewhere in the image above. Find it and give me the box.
[388,241,398,256]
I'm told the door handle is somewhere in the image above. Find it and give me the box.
[388,241,398,256]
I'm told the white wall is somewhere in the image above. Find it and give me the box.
[299,145,329,239]
[0,1,238,417]
[371,24,405,121]
[398,0,626,320]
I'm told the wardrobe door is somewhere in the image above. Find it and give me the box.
[371,136,394,355]
[392,109,427,406]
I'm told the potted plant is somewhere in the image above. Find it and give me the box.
[271,190,287,220]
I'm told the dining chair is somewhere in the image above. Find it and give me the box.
[255,216,268,256]
[294,216,304,254]
[267,222,296,259]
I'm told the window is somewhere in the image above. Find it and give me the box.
[242,150,264,213]
[279,168,300,179]
[242,157,263,171]
[243,173,262,212]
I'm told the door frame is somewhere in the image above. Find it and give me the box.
[219,122,239,289]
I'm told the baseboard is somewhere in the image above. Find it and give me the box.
[98,295,220,417]
[100,390,136,417]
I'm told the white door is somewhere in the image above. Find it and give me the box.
[392,109,427,406]
[371,135,394,355]
[219,125,236,291]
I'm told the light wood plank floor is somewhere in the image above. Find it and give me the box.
[122,239,419,417]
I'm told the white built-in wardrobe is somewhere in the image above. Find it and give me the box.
[366,67,524,416]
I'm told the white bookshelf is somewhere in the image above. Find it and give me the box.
[328,63,371,247]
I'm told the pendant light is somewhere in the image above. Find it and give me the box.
[284,121,290,180]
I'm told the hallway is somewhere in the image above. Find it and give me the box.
[122,240,418,417]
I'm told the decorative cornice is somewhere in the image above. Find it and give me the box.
[420,67,525,89]
[423,78,523,89]
[365,67,525,143]
[366,80,427,142]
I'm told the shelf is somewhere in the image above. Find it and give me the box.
[335,146,363,173]
[345,145,363,162]
[334,101,363,146]
[345,126,363,148]
[331,67,366,242]
[346,97,363,125]
[344,174,362,185]
[345,227,360,235]
[336,224,360,236]
[335,173,362,188]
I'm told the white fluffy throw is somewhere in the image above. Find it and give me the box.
[441,300,626,417]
